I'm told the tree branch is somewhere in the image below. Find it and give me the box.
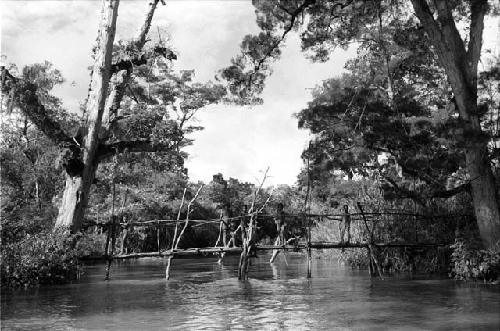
[97,139,177,160]
[384,176,470,204]
[1,67,74,147]
[383,177,427,206]
[430,182,471,199]
[467,0,488,83]
[410,0,476,121]
[102,0,173,133]
[109,47,176,75]
[246,0,317,88]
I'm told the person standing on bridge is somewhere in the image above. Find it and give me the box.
[339,204,351,244]
[269,203,287,263]
[275,203,286,245]
[239,205,249,246]
[220,203,232,248]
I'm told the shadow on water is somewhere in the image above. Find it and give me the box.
[2,253,499,330]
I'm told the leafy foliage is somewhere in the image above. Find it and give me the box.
[1,230,82,288]
[450,226,500,282]
[1,62,79,244]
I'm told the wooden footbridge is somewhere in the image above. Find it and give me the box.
[88,202,464,281]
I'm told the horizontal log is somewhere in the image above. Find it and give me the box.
[84,211,473,229]
[83,241,450,261]
[310,242,450,248]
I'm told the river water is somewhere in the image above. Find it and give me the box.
[1,253,499,330]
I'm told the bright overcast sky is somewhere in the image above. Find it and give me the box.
[1,1,497,186]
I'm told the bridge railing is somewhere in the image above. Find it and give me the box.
[83,209,472,251]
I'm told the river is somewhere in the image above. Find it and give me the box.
[1,253,499,330]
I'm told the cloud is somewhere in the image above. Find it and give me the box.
[1,1,101,111]
[1,0,355,186]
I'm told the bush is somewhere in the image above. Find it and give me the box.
[450,231,500,282]
[1,229,82,288]
[74,232,107,257]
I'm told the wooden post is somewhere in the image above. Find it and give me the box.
[367,248,374,277]
[357,202,372,242]
[166,188,186,280]
[105,216,118,280]
[414,214,418,243]
[238,242,249,280]
[357,202,384,280]
[368,244,384,280]
[239,169,272,280]
[157,220,160,254]
[166,185,203,280]
[105,160,117,280]
[306,215,312,278]
[104,222,111,257]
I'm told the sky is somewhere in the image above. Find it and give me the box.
[1,1,498,186]
[0,0,355,186]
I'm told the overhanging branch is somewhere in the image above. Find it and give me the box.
[1,67,74,147]
[246,0,317,88]
[97,139,177,160]
[384,176,471,205]
[110,47,176,75]
[467,0,488,82]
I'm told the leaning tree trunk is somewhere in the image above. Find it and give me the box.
[55,0,162,232]
[55,0,120,232]
[411,0,500,248]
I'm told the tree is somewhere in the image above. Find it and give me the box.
[1,0,225,233]
[222,0,500,248]
[54,0,120,232]
[409,0,499,249]
[1,62,79,242]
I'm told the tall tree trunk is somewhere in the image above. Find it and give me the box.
[102,0,162,133]
[411,0,500,248]
[55,0,120,232]
[55,0,162,232]
[466,143,500,247]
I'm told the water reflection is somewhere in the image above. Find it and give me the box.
[2,253,499,330]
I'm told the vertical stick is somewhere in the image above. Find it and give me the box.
[367,247,374,277]
[368,244,384,280]
[167,185,204,280]
[239,170,273,281]
[270,237,280,263]
[304,142,312,278]
[306,216,312,278]
[104,222,111,256]
[414,214,418,243]
[165,255,173,280]
[357,202,373,243]
[105,157,117,280]
[166,188,187,280]
[157,220,160,254]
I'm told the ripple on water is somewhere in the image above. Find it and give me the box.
[2,254,499,330]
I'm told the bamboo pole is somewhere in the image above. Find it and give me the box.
[165,188,186,280]
[105,159,118,280]
[307,216,312,278]
[166,185,203,280]
[157,220,160,254]
[81,241,450,262]
[357,202,384,279]
[368,243,384,280]
[239,168,272,280]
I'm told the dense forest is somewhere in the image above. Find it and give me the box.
[1,0,499,287]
